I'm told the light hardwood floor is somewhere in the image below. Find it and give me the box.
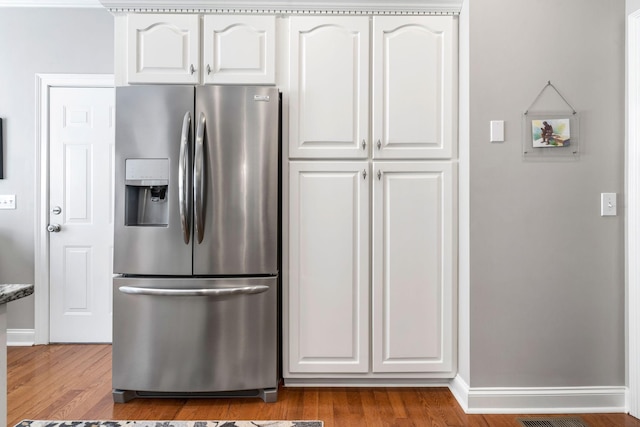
[7,345,640,427]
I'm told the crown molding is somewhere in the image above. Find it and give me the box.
[98,0,462,15]
[0,0,101,7]
[0,0,463,14]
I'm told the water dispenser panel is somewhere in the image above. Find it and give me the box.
[124,158,170,226]
[126,158,169,184]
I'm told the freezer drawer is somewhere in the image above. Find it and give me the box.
[112,276,278,399]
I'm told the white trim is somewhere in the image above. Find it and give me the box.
[34,74,114,345]
[456,0,470,386]
[449,375,470,412]
[628,5,640,420]
[449,376,627,414]
[7,329,35,347]
[98,0,461,14]
[284,378,451,387]
[0,0,101,7]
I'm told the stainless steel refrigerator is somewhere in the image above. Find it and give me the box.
[112,85,280,403]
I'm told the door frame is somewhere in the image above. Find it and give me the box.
[628,6,640,418]
[34,74,114,345]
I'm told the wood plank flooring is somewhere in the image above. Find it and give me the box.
[7,344,640,427]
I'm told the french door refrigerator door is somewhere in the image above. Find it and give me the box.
[114,86,195,275]
[112,276,278,396]
[193,86,279,276]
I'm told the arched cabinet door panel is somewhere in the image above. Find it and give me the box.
[372,16,455,159]
[289,17,370,159]
[127,14,200,84]
[202,15,276,85]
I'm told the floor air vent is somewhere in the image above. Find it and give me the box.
[517,418,589,427]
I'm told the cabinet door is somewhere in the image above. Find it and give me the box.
[289,161,370,373]
[289,17,369,159]
[127,14,200,84]
[202,15,276,84]
[372,16,455,159]
[372,161,454,373]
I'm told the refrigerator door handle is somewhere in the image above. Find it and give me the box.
[179,111,192,244]
[118,285,269,297]
[194,112,206,244]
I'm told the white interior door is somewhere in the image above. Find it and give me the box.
[49,87,115,343]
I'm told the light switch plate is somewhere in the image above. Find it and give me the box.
[0,194,16,210]
[490,120,504,142]
[601,193,616,216]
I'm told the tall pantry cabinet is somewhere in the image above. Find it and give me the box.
[287,15,456,380]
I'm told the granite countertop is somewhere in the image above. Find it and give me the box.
[0,284,33,305]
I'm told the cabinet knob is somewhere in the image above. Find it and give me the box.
[362,139,366,150]
[206,64,212,75]
[377,139,382,150]
[362,169,367,180]
[377,170,382,180]
[190,64,196,75]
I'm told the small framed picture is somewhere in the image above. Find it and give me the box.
[532,118,570,147]
[522,112,579,159]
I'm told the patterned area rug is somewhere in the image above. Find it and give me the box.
[16,422,322,427]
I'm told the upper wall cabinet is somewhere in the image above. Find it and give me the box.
[203,15,276,84]
[372,16,454,159]
[127,14,200,84]
[123,14,276,85]
[289,15,455,160]
[289,17,370,159]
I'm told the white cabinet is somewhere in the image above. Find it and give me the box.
[289,15,454,160]
[372,162,454,373]
[203,15,276,84]
[286,15,456,379]
[372,17,454,159]
[123,14,276,85]
[127,14,200,84]
[289,17,370,159]
[287,161,454,376]
[288,161,370,373]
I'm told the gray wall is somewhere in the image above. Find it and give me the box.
[468,0,625,387]
[0,8,114,328]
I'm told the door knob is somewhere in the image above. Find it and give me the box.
[47,224,61,233]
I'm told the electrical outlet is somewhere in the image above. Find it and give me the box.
[0,194,16,210]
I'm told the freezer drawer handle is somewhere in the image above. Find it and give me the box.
[118,285,269,297]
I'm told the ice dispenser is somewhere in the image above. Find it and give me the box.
[124,159,170,226]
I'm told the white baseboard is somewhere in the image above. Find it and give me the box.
[449,375,627,414]
[449,375,471,412]
[7,329,35,347]
[284,378,451,387]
